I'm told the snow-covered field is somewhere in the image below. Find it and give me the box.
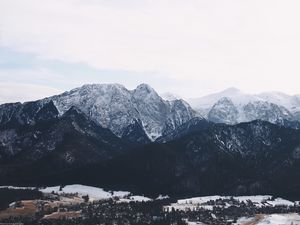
[258,214,300,225]
[40,184,131,201]
[0,186,36,190]
[164,195,296,212]
[118,195,152,203]
[40,184,156,202]
[235,213,300,225]
[176,195,288,205]
[0,184,153,202]
[1,185,298,209]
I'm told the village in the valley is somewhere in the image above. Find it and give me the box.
[0,185,300,225]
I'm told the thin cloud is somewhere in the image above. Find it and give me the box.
[0,0,300,98]
[0,82,62,104]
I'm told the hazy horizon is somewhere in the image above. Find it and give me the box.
[0,82,299,104]
[1,0,300,103]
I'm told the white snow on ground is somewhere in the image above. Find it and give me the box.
[165,195,297,212]
[234,196,272,204]
[235,213,300,225]
[40,184,155,202]
[257,213,300,225]
[234,217,256,225]
[41,185,114,200]
[1,185,297,208]
[1,184,156,202]
[113,191,132,198]
[118,195,152,203]
[177,195,273,205]
[266,198,295,207]
[0,186,36,190]
[178,195,225,204]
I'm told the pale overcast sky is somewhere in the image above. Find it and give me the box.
[0,0,300,103]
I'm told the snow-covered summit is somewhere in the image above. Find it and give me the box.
[44,83,195,140]
[188,87,260,110]
[206,98,294,125]
[188,87,300,112]
[257,91,300,113]
[161,92,182,101]
[187,87,300,125]
[134,83,156,93]
[208,97,239,124]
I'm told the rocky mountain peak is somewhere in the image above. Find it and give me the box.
[41,83,195,140]
[160,92,181,101]
[133,83,161,101]
[242,101,293,124]
[135,83,154,92]
[208,97,238,124]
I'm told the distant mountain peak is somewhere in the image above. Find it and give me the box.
[135,83,153,91]
[134,83,157,95]
[133,83,161,101]
[220,87,241,95]
[217,97,235,104]
[161,92,181,101]
[208,97,238,124]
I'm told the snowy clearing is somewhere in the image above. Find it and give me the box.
[0,186,36,190]
[40,184,130,201]
[165,195,296,212]
[1,184,155,202]
[118,195,152,203]
[235,213,300,225]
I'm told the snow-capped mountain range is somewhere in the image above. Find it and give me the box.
[187,87,300,125]
[188,87,300,111]
[1,84,300,143]
[0,83,195,141]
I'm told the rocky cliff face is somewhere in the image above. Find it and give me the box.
[46,83,195,140]
[208,97,239,124]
